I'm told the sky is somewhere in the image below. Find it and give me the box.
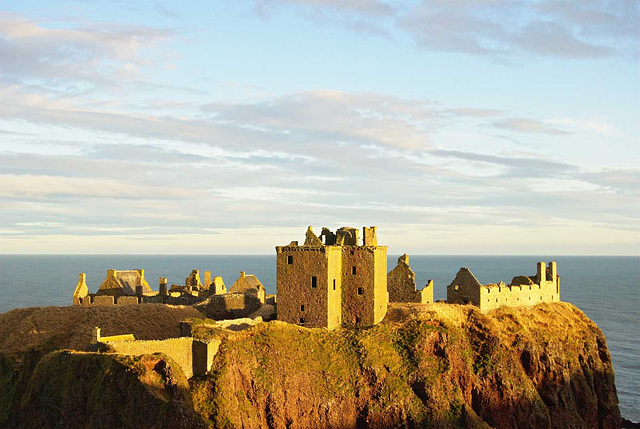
[0,0,638,255]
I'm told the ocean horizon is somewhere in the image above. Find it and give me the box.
[0,254,638,421]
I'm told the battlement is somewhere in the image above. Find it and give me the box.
[447,262,560,311]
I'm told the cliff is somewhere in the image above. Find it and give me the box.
[0,302,621,428]
[191,302,620,428]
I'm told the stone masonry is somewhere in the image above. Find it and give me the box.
[276,226,388,329]
[447,261,560,312]
[387,254,433,304]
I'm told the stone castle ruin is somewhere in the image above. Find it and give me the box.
[276,226,437,329]
[447,261,560,311]
[71,226,562,381]
[73,268,273,320]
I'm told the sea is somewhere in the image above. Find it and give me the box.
[0,255,637,421]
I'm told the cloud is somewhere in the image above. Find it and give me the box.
[252,0,394,37]
[0,174,190,199]
[254,0,394,17]
[0,14,174,88]
[0,84,636,249]
[493,118,569,135]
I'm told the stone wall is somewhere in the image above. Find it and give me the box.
[105,337,220,379]
[447,262,560,312]
[195,292,262,320]
[387,254,434,304]
[340,246,388,326]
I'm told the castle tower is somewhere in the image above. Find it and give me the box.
[276,226,387,329]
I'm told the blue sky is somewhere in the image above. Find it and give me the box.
[0,0,637,254]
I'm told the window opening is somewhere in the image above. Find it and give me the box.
[357,287,364,295]
[300,304,305,312]
[287,255,293,265]
[352,266,357,275]
[311,276,317,288]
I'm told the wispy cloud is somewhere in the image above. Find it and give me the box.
[0,14,174,90]
[254,0,638,59]
[493,118,569,135]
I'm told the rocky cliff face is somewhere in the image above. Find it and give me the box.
[0,302,621,428]
[191,302,620,429]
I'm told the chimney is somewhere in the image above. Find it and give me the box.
[240,271,246,277]
[159,278,168,296]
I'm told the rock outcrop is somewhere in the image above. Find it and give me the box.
[0,302,621,428]
[192,302,620,428]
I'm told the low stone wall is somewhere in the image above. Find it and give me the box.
[105,337,220,379]
[108,337,195,377]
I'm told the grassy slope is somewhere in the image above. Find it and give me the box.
[0,304,206,428]
[19,351,206,429]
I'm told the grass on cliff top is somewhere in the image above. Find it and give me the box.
[0,304,206,355]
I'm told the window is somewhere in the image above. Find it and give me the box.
[355,317,361,325]
[287,255,293,265]
[333,279,336,290]
[311,276,317,288]
[350,250,354,255]
[300,304,305,312]
[299,318,305,326]
[357,287,364,295]
[352,266,357,275]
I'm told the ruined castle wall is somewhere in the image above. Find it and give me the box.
[388,258,420,303]
[276,246,338,329]
[116,296,139,305]
[419,280,434,304]
[107,337,196,378]
[193,339,221,377]
[92,295,115,306]
[341,246,385,326]
[447,269,482,306]
[478,279,560,311]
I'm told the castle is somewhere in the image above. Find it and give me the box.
[73,226,560,329]
[276,226,434,329]
[72,225,562,379]
[73,268,269,317]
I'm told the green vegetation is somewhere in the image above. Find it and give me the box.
[0,302,622,428]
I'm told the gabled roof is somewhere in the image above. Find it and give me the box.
[97,269,153,296]
[448,268,482,288]
[229,272,264,295]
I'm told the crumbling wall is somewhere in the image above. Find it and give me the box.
[196,293,262,320]
[388,254,433,304]
[447,262,560,312]
[115,296,139,305]
[72,273,89,306]
[107,337,197,378]
[446,268,483,306]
